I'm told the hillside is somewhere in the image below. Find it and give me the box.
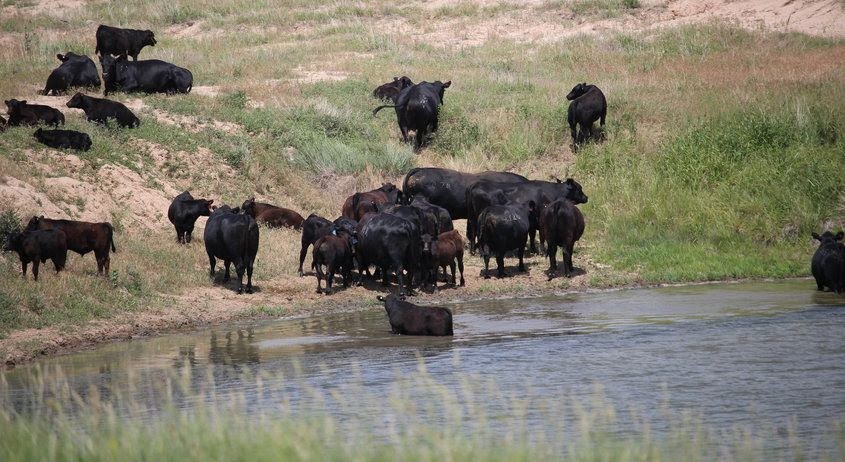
[0,0,844,365]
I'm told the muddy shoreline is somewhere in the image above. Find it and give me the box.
[1,275,808,369]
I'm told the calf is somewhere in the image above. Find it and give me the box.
[379,294,453,336]
[241,197,304,229]
[3,229,67,281]
[5,99,64,126]
[24,216,115,275]
[95,25,156,61]
[539,199,585,279]
[477,203,532,278]
[42,52,101,96]
[298,214,356,276]
[566,82,607,147]
[101,55,192,96]
[341,183,402,221]
[356,213,421,296]
[66,92,139,128]
[167,191,213,244]
[421,229,465,289]
[373,76,414,103]
[312,226,356,295]
[33,128,92,151]
[373,80,451,149]
[204,206,259,294]
[811,231,845,293]
[403,167,527,220]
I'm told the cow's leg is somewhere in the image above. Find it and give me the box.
[400,125,410,143]
[176,228,183,243]
[568,112,577,144]
[528,228,538,254]
[457,256,465,286]
[483,255,491,279]
[223,260,231,282]
[565,240,575,278]
[467,220,476,254]
[414,129,425,151]
[235,263,245,294]
[517,244,526,273]
[449,262,456,285]
[207,254,216,279]
[32,259,40,281]
[298,243,308,276]
[584,121,593,142]
[185,224,194,244]
[496,252,506,278]
[246,261,254,294]
[326,262,335,295]
[547,243,557,280]
[21,261,28,279]
[381,266,390,286]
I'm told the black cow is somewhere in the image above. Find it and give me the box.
[101,55,192,96]
[811,231,845,293]
[372,76,414,103]
[566,82,607,147]
[25,216,115,275]
[167,191,213,244]
[66,92,139,128]
[95,25,157,61]
[379,294,453,336]
[403,167,528,220]
[33,128,92,151]
[204,206,259,294]
[356,213,421,296]
[378,203,431,236]
[477,204,533,279]
[466,178,588,253]
[313,225,356,295]
[2,229,67,281]
[373,80,451,149]
[5,99,64,126]
[408,195,453,234]
[42,53,101,96]
[298,215,356,276]
[539,199,585,279]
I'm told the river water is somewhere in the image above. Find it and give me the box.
[3,279,844,455]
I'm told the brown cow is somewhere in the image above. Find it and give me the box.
[312,226,356,295]
[421,229,465,289]
[539,199,585,279]
[341,183,402,221]
[241,198,304,230]
[25,216,116,275]
[373,76,413,103]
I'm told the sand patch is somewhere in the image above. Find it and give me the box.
[151,109,242,134]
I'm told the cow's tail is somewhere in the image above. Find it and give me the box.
[351,193,362,218]
[106,223,116,253]
[312,241,325,279]
[372,105,396,116]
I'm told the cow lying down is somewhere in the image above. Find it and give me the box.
[379,294,453,336]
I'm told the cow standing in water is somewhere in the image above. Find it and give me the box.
[379,294,453,336]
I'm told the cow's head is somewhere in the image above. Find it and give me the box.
[2,232,22,252]
[563,178,588,204]
[4,99,23,114]
[66,92,84,109]
[33,128,43,140]
[202,199,214,216]
[24,215,43,232]
[399,76,414,89]
[57,53,68,62]
[434,80,451,104]
[100,55,116,79]
[144,30,157,47]
[241,197,256,216]
[566,82,590,101]
[420,233,437,254]
[813,231,844,244]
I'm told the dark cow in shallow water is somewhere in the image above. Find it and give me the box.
[204,206,259,294]
[168,191,213,244]
[3,229,67,281]
[33,128,92,151]
[811,231,845,293]
[341,183,402,221]
[566,82,607,147]
[379,294,453,336]
[66,92,139,128]
[313,225,356,295]
[477,204,532,279]
[466,178,588,253]
[241,198,304,230]
[298,215,356,276]
[373,76,414,103]
[101,55,192,96]
[95,25,156,61]
[25,216,115,275]
[373,80,451,149]
[540,199,585,279]
[5,99,64,127]
[42,53,101,96]
[403,167,527,220]
[356,213,421,296]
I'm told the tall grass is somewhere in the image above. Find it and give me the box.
[1,366,841,461]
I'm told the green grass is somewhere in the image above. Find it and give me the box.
[1,366,842,461]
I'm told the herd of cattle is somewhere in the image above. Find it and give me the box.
[1,23,842,335]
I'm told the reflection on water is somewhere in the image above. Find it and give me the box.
[3,280,845,455]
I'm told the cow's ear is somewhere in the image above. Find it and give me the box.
[442,80,451,88]
[207,199,214,205]
[812,232,820,240]
[836,231,844,241]
[56,54,64,61]
[566,178,575,185]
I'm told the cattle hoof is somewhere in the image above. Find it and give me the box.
[236,288,243,295]
[246,287,253,294]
